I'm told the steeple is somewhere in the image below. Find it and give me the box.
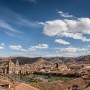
[16,60,19,66]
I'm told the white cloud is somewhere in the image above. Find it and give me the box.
[0,43,5,49]
[42,18,90,42]
[4,31,15,37]
[0,7,39,37]
[29,44,48,51]
[59,46,87,53]
[9,44,48,52]
[64,18,90,34]
[9,45,27,52]
[55,39,70,45]
[58,11,74,18]
[60,32,90,42]
[43,20,67,36]
[41,46,89,57]
[19,18,39,27]
[0,20,20,33]
[53,46,88,57]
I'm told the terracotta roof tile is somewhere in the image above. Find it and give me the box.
[15,83,39,90]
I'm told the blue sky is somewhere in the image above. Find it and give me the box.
[0,0,90,57]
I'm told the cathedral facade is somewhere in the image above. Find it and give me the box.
[0,60,26,75]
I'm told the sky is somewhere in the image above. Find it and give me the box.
[0,0,90,57]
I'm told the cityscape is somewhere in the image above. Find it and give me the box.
[0,56,90,90]
[0,0,90,90]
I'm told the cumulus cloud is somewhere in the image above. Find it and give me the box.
[58,11,74,18]
[44,46,88,57]
[9,44,48,52]
[60,32,90,42]
[43,20,67,36]
[55,39,70,45]
[29,44,48,51]
[64,18,90,34]
[0,43,5,49]
[54,46,88,57]
[42,18,90,42]
[59,46,87,53]
[9,45,27,52]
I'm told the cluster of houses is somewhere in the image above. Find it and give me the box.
[0,59,90,77]
[0,59,90,90]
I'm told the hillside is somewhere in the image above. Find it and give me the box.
[0,55,90,65]
[31,58,54,66]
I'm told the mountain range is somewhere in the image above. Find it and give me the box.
[0,55,90,65]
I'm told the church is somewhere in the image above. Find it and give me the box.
[0,60,27,75]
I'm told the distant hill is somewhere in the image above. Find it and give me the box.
[75,55,90,64]
[0,55,90,65]
[0,56,40,64]
[29,58,54,67]
[11,57,43,65]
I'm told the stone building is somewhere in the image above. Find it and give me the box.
[0,60,23,75]
[8,60,21,74]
